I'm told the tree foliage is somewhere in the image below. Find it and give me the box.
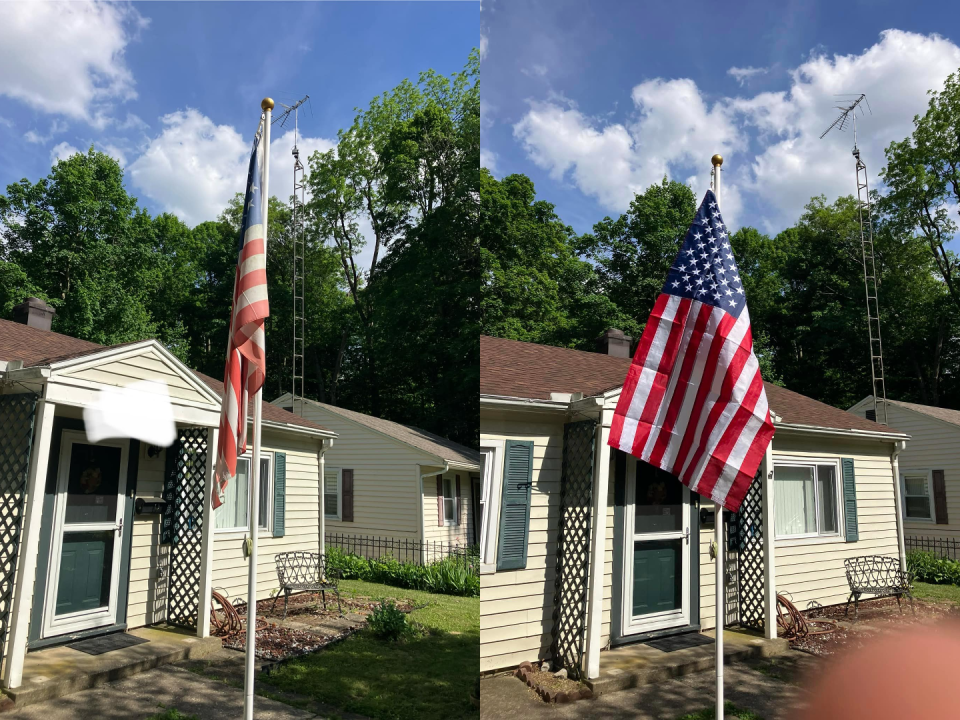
[0,52,480,451]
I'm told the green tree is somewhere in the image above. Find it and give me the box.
[881,68,960,313]
[0,147,159,344]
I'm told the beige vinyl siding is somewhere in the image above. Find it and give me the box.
[770,435,899,611]
[698,433,901,627]
[872,403,960,539]
[126,443,170,628]
[599,455,614,649]
[422,470,472,546]
[58,348,213,405]
[211,430,321,603]
[480,411,561,673]
[293,403,430,540]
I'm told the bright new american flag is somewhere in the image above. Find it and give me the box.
[213,118,270,510]
[609,189,773,512]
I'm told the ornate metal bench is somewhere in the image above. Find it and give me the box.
[272,551,342,619]
[843,555,914,618]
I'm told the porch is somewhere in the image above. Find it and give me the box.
[0,383,222,692]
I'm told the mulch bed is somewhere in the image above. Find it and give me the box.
[788,596,960,657]
[216,592,419,661]
[516,662,593,704]
[218,616,355,661]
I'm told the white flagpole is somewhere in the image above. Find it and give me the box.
[243,97,272,720]
[712,153,724,720]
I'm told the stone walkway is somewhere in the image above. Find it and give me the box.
[480,652,818,720]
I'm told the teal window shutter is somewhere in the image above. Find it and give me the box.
[273,452,286,538]
[497,440,534,571]
[841,457,858,543]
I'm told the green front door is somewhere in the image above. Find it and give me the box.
[622,457,691,636]
[44,432,128,637]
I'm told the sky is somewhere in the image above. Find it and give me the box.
[0,0,477,267]
[480,0,960,236]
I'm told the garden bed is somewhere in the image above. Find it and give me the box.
[216,615,356,661]
[516,661,592,703]
[788,595,960,656]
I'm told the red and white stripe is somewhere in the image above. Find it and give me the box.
[212,218,269,509]
[609,296,774,512]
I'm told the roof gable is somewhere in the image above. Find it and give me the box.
[276,394,480,468]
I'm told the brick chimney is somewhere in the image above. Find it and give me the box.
[596,328,632,358]
[13,297,55,332]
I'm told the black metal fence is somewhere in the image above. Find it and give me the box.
[905,536,960,561]
[324,533,479,575]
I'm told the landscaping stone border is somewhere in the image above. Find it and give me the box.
[516,661,594,704]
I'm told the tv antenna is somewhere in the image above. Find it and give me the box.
[275,95,310,416]
[821,94,887,424]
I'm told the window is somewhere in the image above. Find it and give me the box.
[442,477,457,525]
[901,471,934,521]
[324,467,341,520]
[215,455,271,531]
[774,461,841,539]
[479,441,504,569]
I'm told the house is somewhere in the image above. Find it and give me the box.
[271,394,481,552]
[479,334,911,678]
[0,299,336,690]
[848,397,960,548]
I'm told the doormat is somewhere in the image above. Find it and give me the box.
[644,632,713,652]
[67,633,149,655]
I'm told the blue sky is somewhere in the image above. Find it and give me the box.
[481,0,960,235]
[0,1,477,236]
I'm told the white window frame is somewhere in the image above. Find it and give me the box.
[900,469,935,523]
[479,439,504,575]
[773,456,844,542]
[324,466,342,521]
[441,476,459,526]
[214,452,273,535]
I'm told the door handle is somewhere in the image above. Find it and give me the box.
[683,527,690,545]
[117,516,124,534]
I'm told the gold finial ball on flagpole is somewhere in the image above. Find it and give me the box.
[711,154,723,167]
[261,97,275,111]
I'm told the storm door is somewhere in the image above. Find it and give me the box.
[621,457,691,636]
[42,430,128,637]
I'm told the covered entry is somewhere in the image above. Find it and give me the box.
[613,453,699,642]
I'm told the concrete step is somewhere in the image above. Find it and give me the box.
[587,629,790,695]
[4,626,222,710]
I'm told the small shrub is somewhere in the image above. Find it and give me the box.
[367,600,408,640]
[907,550,960,586]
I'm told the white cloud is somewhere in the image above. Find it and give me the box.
[513,79,742,219]
[513,29,960,232]
[728,66,768,86]
[0,116,13,129]
[128,110,335,228]
[480,33,488,60]
[268,129,335,206]
[100,143,127,167]
[116,112,149,132]
[0,1,145,127]
[480,148,498,173]
[734,29,960,228]
[51,142,80,164]
[128,109,249,226]
[24,119,68,144]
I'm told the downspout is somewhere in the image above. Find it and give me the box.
[891,439,908,571]
[419,463,449,563]
[318,438,333,555]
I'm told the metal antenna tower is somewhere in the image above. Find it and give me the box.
[274,95,310,416]
[820,94,887,424]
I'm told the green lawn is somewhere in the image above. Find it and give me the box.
[263,578,479,720]
[677,701,764,720]
[913,581,960,604]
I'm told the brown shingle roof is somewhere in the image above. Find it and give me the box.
[480,335,902,435]
[299,399,480,468]
[0,318,331,434]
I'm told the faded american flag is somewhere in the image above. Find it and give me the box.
[213,116,270,509]
[609,189,773,512]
